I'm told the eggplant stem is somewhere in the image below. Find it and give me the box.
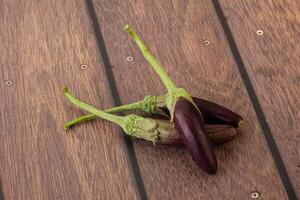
[63,102,141,130]
[64,113,95,131]
[124,24,197,115]
[63,95,165,131]
[62,86,159,142]
[124,24,177,92]
[62,86,124,126]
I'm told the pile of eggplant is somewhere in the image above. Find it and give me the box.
[63,24,243,174]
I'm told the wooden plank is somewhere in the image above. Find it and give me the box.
[219,0,300,196]
[0,1,138,199]
[92,0,288,199]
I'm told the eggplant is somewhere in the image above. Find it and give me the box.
[205,124,238,145]
[156,122,238,146]
[161,97,243,129]
[192,97,244,128]
[173,97,217,174]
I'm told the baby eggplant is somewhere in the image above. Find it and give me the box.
[156,121,238,146]
[192,97,244,128]
[173,97,217,174]
[161,97,243,129]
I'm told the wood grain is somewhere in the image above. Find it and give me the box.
[92,0,288,199]
[219,0,300,196]
[0,0,139,199]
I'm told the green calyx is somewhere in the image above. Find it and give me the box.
[63,94,163,130]
[166,88,193,113]
[122,114,159,143]
[63,86,159,143]
[140,95,158,113]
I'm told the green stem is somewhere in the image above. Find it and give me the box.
[64,113,96,131]
[64,95,166,131]
[124,24,177,92]
[123,25,194,113]
[64,101,143,131]
[62,86,160,142]
[62,87,124,126]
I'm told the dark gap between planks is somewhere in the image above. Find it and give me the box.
[84,0,148,199]
[211,0,297,199]
[0,178,4,200]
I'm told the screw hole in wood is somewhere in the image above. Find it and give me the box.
[126,56,134,62]
[256,30,264,36]
[4,80,13,87]
[203,39,211,46]
[80,64,89,70]
[251,191,260,199]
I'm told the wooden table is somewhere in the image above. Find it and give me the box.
[1,0,299,199]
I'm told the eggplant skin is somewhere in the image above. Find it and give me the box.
[192,97,244,128]
[205,124,237,145]
[173,97,217,174]
[156,123,238,146]
[161,97,243,128]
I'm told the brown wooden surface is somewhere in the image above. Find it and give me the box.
[219,0,300,196]
[1,0,299,199]
[0,0,138,199]
[92,0,288,199]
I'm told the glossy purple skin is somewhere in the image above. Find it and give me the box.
[162,97,243,128]
[173,97,217,174]
[192,97,243,128]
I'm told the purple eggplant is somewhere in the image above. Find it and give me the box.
[161,97,243,129]
[192,97,244,128]
[124,25,218,174]
[156,122,238,146]
[173,97,217,174]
